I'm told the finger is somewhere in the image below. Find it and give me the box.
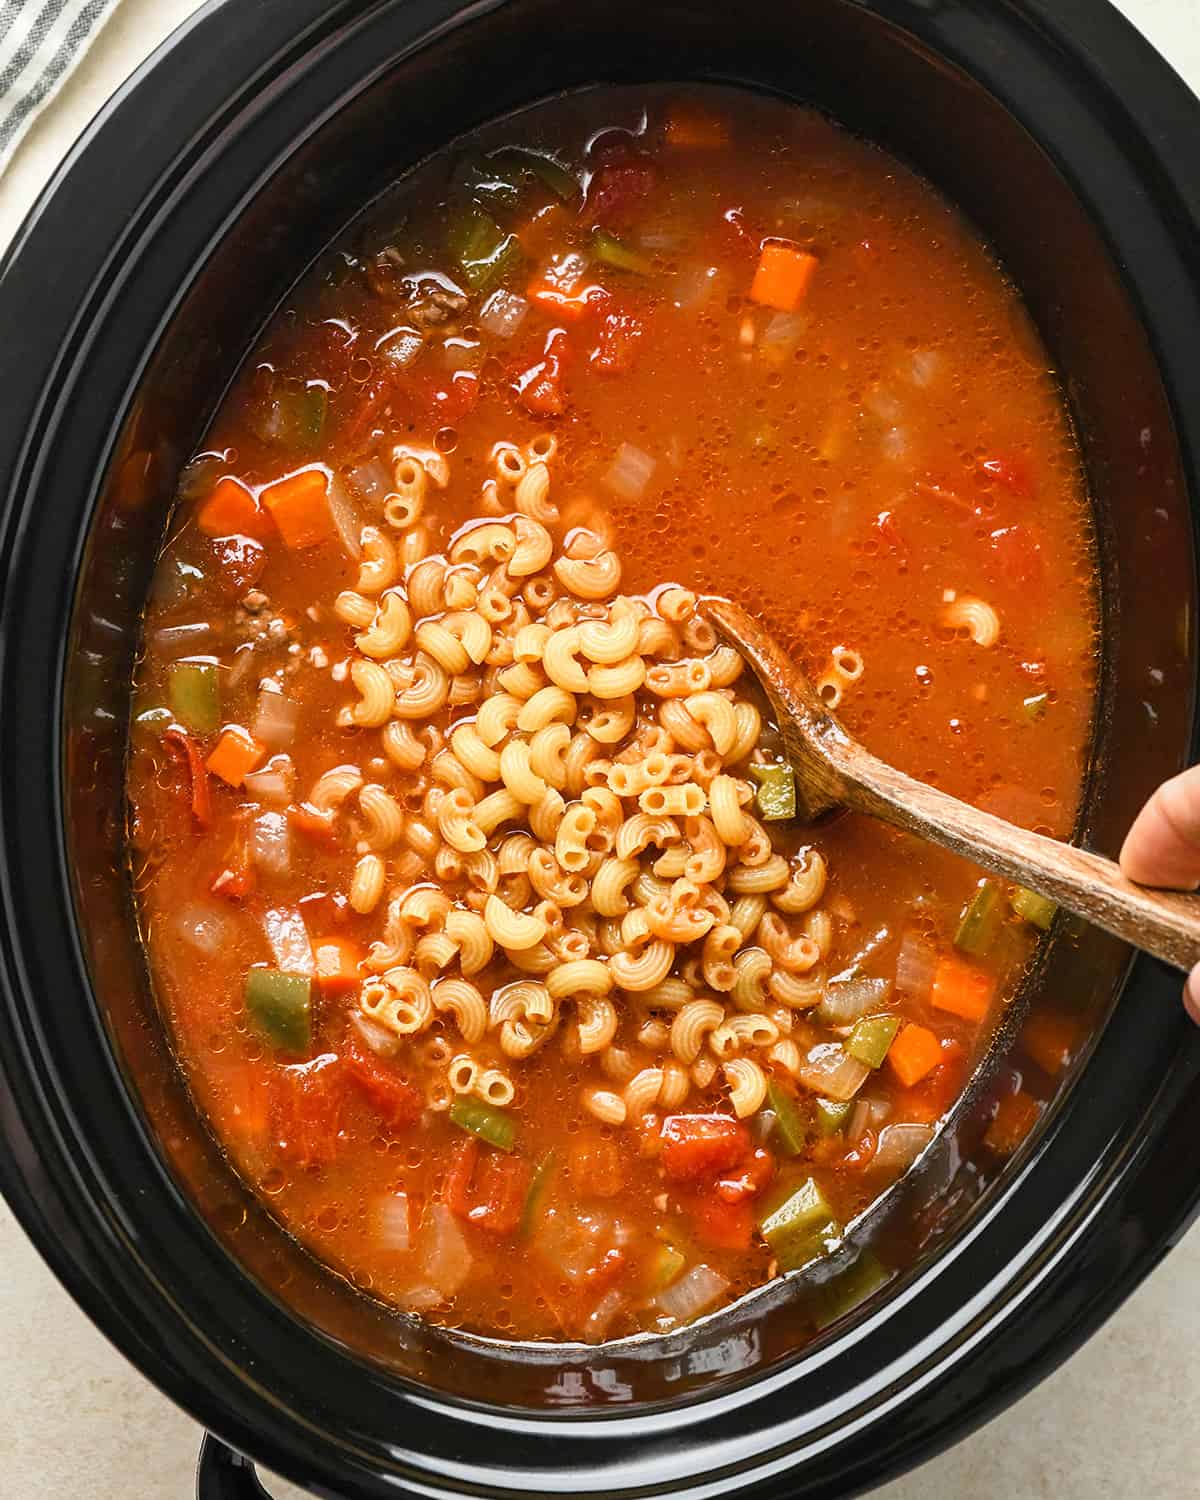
[1119,766,1200,890]
[1185,965,1200,1026]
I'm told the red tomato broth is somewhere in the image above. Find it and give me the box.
[127,85,1097,1343]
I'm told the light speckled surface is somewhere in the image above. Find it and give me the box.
[1,2,1198,1495]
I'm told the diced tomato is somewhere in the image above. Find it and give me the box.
[582,1246,626,1292]
[211,534,267,596]
[527,253,611,322]
[343,1034,423,1129]
[271,1060,343,1169]
[585,135,659,226]
[408,368,479,423]
[716,1146,776,1203]
[989,523,1044,588]
[162,727,212,830]
[209,807,255,900]
[569,1132,624,1198]
[468,1152,533,1236]
[590,311,644,375]
[514,327,571,417]
[445,1137,480,1216]
[341,380,387,449]
[685,1192,754,1251]
[660,1114,750,1181]
[298,890,350,930]
[979,454,1034,498]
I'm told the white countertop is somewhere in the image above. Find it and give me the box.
[2,1,1199,1495]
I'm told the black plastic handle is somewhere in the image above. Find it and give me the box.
[196,1435,276,1499]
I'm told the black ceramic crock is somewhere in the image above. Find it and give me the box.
[2,0,1200,1496]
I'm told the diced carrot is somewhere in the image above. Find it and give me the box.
[205,725,267,788]
[197,476,274,541]
[749,240,819,312]
[984,1089,1041,1156]
[665,106,728,149]
[888,1023,945,1088]
[261,469,336,549]
[515,201,571,258]
[312,936,363,996]
[1021,1011,1080,1077]
[289,803,340,843]
[930,954,994,1023]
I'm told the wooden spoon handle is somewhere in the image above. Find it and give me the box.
[830,735,1200,971]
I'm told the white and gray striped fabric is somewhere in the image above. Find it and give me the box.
[0,0,122,175]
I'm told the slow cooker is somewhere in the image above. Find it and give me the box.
[2,0,1199,1495]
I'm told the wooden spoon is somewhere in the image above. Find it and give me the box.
[706,598,1200,971]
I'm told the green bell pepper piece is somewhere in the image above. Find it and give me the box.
[646,1243,686,1293]
[759,1177,842,1271]
[954,879,1003,956]
[814,1098,853,1136]
[591,228,651,274]
[450,1095,516,1152]
[812,1252,890,1330]
[496,147,581,204]
[846,1014,901,1069]
[1011,885,1056,931]
[519,1150,556,1236]
[168,660,220,735]
[448,204,522,291]
[245,969,311,1053]
[766,1080,807,1157]
[749,762,796,821]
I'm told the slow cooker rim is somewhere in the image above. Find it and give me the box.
[2,0,1200,1496]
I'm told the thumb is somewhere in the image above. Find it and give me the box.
[1186,966,1200,1027]
[1119,765,1200,890]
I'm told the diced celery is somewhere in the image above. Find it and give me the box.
[646,1242,686,1293]
[448,205,521,291]
[245,969,311,1052]
[168,660,220,735]
[1011,885,1057,931]
[814,1098,853,1136]
[846,1015,901,1069]
[591,228,651,274]
[299,384,328,442]
[954,879,1003,956]
[450,1095,516,1152]
[1022,692,1049,720]
[759,1177,842,1271]
[499,148,581,204]
[519,1150,556,1237]
[749,761,796,821]
[766,1080,807,1157]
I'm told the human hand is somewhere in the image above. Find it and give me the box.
[1120,764,1200,1022]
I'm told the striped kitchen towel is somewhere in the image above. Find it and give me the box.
[0,0,122,175]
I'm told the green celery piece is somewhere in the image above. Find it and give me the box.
[448,204,521,291]
[749,762,796,822]
[497,148,581,204]
[591,228,651,274]
[1012,885,1057,931]
[812,1252,890,1331]
[245,969,311,1053]
[1022,692,1049,720]
[647,1243,686,1293]
[954,879,1003,956]
[814,1098,853,1137]
[846,1015,901,1069]
[168,660,220,735]
[299,384,328,442]
[519,1150,556,1237]
[766,1080,808,1157]
[450,1095,516,1152]
[759,1177,842,1271]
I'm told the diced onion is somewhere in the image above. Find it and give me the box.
[402,1285,445,1309]
[847,1095,892,1140]
[345,456,391,503]
[418,1203,473,1296]
[152,622,214,656]
[865,386,904,425]
[603,443,656,502]
[817,976,893,1028]
[873,1122,935,1172]
[908,349,941,388]
[376,324,424,370]
[751,1108,778,1144]
[637,226,680,251]
[583,1287,625,1343]
[896,930,937,1001]
[654,1264,728,1324]
[373,1192,412,1253]
[173,901,231,956]
[881,427,909,462]
[480,289,529,339]
[243,758,294,807]
[326,473,363,561]
[351,1011,402,1058]
[253,812,291,876]
[263,907,313,976]
[253,688,301,748]
[796,1043,870,1103]
[671,263,719,310]
[763,311,808,346]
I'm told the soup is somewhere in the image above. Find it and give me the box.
[127,85,1097,1342]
